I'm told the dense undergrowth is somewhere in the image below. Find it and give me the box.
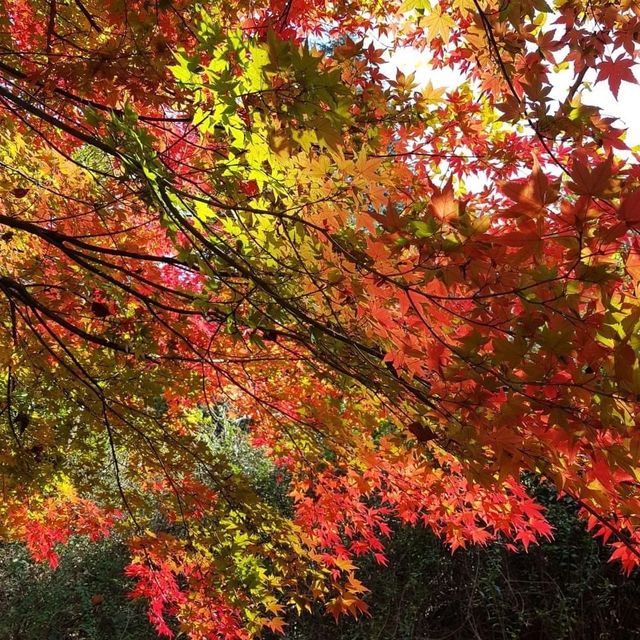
[2,478,639,640]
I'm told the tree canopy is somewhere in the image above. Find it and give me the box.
[1,0,640,637]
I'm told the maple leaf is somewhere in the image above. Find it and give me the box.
[428,178,458,221]
[500,158,557,215]
[451,0,476,17]
[265,617,286,634]
[618,188,640,227]
[420,8,455,41]
[418,80,446,104]
[596,54,636,99]
[568,154,618,198]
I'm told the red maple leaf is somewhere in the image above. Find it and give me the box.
[596,54,636,98]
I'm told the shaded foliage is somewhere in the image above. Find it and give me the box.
[0,537,155,640]
[2,481,640,640]
[285,481,640,640]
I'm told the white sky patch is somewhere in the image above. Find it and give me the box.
[359,24,640,198]
[570,72,640,148]
[383,45,640,149]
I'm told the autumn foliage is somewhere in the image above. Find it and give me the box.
[1,0,640,636]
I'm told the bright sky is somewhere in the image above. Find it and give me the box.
[383,46,640,149]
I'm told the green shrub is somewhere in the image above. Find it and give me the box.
[0,536,156,640]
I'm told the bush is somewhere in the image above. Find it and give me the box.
[0,536,156,640]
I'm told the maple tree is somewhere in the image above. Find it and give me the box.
[1,0,640,636]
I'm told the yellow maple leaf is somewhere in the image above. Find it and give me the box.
[420,8,455,41]
[420,80,446,103]
[266,617,286,634]
[452,0,477,17]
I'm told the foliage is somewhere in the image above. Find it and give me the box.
[0,537,156,640]
[0,0,640,637]
[285,488,640,640]
[3,478,640,640]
